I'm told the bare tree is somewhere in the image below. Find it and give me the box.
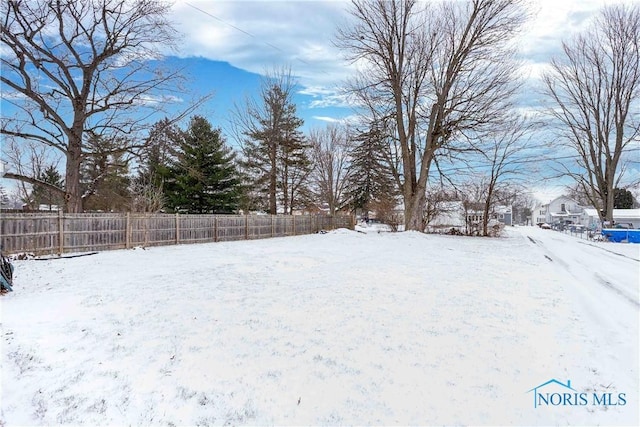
[423,185,457,231]
[308,124,354,215]
[336,0,526,231]
[543,4,640,224]
[2,140,63,210]
[0,0,186,212]
[130,173,165,213]
[476,115,532,235]
[459,177,488,235]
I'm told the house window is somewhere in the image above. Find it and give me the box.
[540,210,545,215]
[561,203,566,212]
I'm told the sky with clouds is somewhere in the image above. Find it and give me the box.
[166,0,623,108]
[162,0,637,201]
[1,0,637,203]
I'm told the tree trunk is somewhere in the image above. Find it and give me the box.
[65,143,83,213]
[282,163,289,214]
[605,181,615,224]
[482,202,490,237]
[269,143,277,215]
[483,185,494,236]
[404,190,426,232]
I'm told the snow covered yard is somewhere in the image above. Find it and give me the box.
[1,227,638,426]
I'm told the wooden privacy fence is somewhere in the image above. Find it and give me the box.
[0,212,354,256]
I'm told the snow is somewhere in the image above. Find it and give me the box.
[1,227,638,425]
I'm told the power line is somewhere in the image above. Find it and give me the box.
[186,2,254,38]
[184,2,329,74]
[429,148,640,174]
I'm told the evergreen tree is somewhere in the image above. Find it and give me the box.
[31,165,65,210]
[238,71,309,214]
[614,188,634,209]
[346,123,397,216]
[168,116,240,213]
[278,128,312,214]
[131,118,183,212]
[81,135,131,212]
[138,119,181,192]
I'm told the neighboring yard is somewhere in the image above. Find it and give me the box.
[1,227,638,425]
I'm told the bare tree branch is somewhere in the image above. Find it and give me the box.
[542,3,640,222]
[335,0,527,230]
[1,0,185,212]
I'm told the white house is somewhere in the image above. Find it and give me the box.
[532,196,583,226]
[426,201,465,232]
[582,208,640,229]
[426,202,512,233]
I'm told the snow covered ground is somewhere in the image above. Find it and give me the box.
[1,226,638,426]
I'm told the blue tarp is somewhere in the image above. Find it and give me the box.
[601,229,640,243]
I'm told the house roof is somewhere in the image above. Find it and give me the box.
[583,208,640,219]
[494,205,512,214]
[428,201,465,227]
[612,209,640,219]
[548,195,582,206]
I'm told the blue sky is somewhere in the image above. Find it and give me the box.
[163,0,638,201]
[165,0,618,123]
[1,0,638,203]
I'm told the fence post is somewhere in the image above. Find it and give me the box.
[175,213,180,244]
[214,216,218,242]
[332,215,336,230]
[245,215,249,240]
[126,212,131,249]
[144,214,149,247]
[58,210,64,254]
[271,215,275,237]
[292,215,296,236]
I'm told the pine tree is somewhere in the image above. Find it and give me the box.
[31,165,65,210]
[614,188,634,209]
[278,127,312,214]
[168,116,240,214]
[131,119,182,212]
[81,135,131,212]
[239,72,309,214]
[347,123,397,217]
[138,119,181,191]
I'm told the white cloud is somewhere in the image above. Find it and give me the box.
[168,0,638,120]
[295,85,358,109]
[135,94,184,106]
[311,115,343,123]
[169,0,352,88]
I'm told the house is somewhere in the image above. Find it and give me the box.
[426,202,512,233]
[532,196,583,226]
[582,208,640,229]
[494,205,513,226]
[426,201,465,232]
[466,205,513,227]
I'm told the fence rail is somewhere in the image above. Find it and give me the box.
[0,212,354,255]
